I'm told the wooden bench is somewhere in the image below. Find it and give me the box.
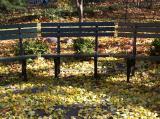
[41,22,116,79]
[118,22,160,82]
[0,22,160,82]
[0,22,116,81]
[0,23,38,81]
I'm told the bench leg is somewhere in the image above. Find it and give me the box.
[131,59,136,76]
[22,60,27,81]
[57,57,60,75]
[54,58,60,79]
[127,58,132,83]
[94,56,98,79]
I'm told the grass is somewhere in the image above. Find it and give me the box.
[0,57,160,118]
[0,37,160,118]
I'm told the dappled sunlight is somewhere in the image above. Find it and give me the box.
[0,70,160,118]
[0,0,160,118]
[0,77,115,118]
[1,57,160,118]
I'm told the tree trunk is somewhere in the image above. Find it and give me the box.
[76,0,83,22]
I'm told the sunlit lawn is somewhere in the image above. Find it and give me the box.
[0,57,160,118]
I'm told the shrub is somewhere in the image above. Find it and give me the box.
[41,8,60,20]
[73,38,94,55]
[150,38,160,56]
[41,8,75,20]
[14,39,50,55]
[108,3,123,11]
[0,0,26,12]
[84,7,95,16]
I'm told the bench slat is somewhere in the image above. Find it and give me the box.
[1,54,160,63]
[42,33,114,37]
[22,33,37,39]
[0,23,37,29]
[0,28,37,35]
[119,22,160,27]
[136,56,160,61]
[41,22,115,27]
[0,35,19,40]
[118,27,160,33]
[0,54,130,62]
[0,33,37,40]
[118,33,160,38]
[41,27,115,33]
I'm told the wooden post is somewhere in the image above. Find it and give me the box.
[55,25,61,79]
[94,25,98,79]
[18,26,27,81]
[132,25,137,76]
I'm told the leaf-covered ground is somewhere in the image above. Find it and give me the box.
[0,56,160,118]
[0,38,160,118]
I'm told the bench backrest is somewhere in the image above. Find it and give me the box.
[41,22,115,37]
[117,22,160,60]
[0,23,37,40]
[118,22,160,38]
[41,22,115,79]
[0,22,160,81]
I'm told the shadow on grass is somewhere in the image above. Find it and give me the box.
[0,60,160,118]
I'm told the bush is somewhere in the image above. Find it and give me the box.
[0,0,26,12]
[41,8,60,20]
[108,3,123,11]
[14,39,50,55]
[41,8,75,20]
[150,38,160,56]
[84,7,95,16]
[73,38,94,55]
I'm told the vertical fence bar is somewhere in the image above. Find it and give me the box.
[94,25,98,79]
[18,26,27,81]
[55,25,61,78]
